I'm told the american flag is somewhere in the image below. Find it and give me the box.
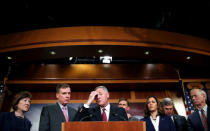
[0,82,4,102]
[180,80,195,116]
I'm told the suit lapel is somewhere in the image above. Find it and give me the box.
[207,106,210,128]
[173,115,177,127]
[146,117,156,131]
[159,116,164,131]
[95,106,102,121]
[109,105,114,121]
[55,103,66,122]
[195,110,204,128]
[67,106,72,121]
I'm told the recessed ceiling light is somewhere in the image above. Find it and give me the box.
[69,57,73,61]
[144,51,150,55]
[98,49,103,53]
[50,51,56,55]
[186,56,191,60]
[100,56,112,64]
[7,56,12,60]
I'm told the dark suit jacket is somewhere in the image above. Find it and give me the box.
[39,103,77,131]
[141,115,176,131]
[0,112,31,131]
[187,106,210,131]
[74,104,128,121]
[173,114,188,131]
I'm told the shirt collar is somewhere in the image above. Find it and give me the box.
[199,104,207,111]
[202,104,207,112]
[58,102,68,110]
[100,103,110,111]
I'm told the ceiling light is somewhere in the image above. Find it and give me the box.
[100,56,112,64]
[69,57,73,61]
[98,49,103,53]
[144,51,150,55]
[186,56,191,60]
[7,56,12,60]
[50,51,56,55]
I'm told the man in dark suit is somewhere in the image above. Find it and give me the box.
[188,88,210,131]
[74,86,128,121]
[162,97,188,131]
[39,84,77,131]
[118,97,132,119]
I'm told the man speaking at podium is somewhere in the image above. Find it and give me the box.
[75,86,128,121]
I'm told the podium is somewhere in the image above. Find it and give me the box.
[62,121,146,131]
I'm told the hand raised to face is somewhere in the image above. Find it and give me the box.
[86,91,98,106]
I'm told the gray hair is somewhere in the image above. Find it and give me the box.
[190,88,207,100]
[94,85,109,93]
[162,97,174,107]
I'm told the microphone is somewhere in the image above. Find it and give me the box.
[112,112,127,121]
[80,114,94,121]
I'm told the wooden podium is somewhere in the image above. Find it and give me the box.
[62,121,146,131]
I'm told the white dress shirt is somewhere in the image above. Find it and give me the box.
[150,116,160,131]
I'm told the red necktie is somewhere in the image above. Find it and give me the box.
[102,108,107,121]
[201,109,208,131]
[62,107,69,122]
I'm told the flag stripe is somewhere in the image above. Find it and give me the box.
[180,80,194,116]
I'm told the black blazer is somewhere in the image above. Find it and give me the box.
[141,115,176,131]
[0,112,31,131]
[173,114,188,131]
[39,103,77,131]
[187,106,210,131]
[74,104,128,121]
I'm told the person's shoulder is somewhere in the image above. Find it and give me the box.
[45,103,57,108]
[187,110,198,120]
[173,114,187,121]
[160,114,171,120]
[111,105,126,114]
[24,117,32,128]
[140,116,147,121]
[0,112,14,121]
[0,112,12,117]
[67,106,77,112]
[41,103,58,111]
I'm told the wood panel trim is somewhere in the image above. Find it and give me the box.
[130,91,136,100]
[7,79,179,84]
[1,40,210,56]
[1,26,210,56]
[182,79,210,82]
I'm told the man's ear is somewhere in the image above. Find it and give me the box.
[127,106,130,111]
[107,93,110,99]
[56,93,59,99]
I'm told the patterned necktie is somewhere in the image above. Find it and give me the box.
[102,108,107,121]
[201,109,208,131]
[62,107,69,122]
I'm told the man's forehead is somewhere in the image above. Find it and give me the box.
[164,105,173,108]
[119,100,127,104]
[59,88,71,92]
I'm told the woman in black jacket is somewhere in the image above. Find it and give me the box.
[0,91,32,131]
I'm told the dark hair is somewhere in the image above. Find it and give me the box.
[118,97,130,106]
[12,91,32,111]
[144,96,163,118]
[56,83,71,93]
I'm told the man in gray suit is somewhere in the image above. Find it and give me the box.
[162,97,188,131]
[39,83,77,131]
